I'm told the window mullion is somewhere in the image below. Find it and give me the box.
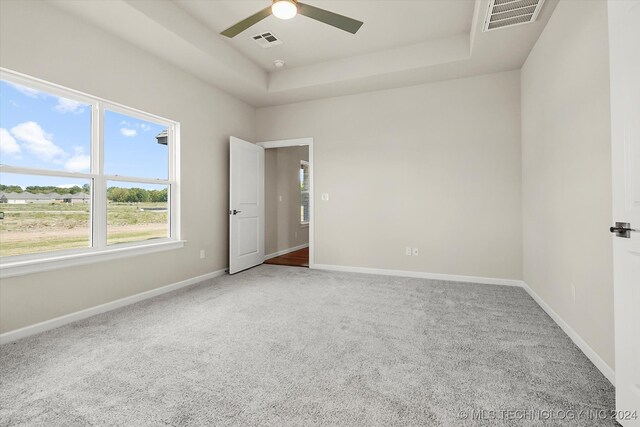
[0,166,95,180]
[92,102,107,249]
[169,125,179,240]
[103,175,172,185]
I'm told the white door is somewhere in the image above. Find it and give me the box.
[229,136,264,274]
[609,1,640,425]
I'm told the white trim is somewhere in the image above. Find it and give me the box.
[311,264,523,287]
[1,69,96,107]
[265,243,309,261]
[0,240,185,279]
[258,138,311,149]
[0,268,226,345]
[1,68,176,125]
[256,137,314,268]
[0,67,181,269]
[170,124,181,241]
[0,165,95,179]
[93,101,106,248]
[520,282,616,385]
[103,175,172,185]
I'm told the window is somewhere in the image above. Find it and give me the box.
[0,70,180,269]
[103,109,172,245]
[300,160,310,224]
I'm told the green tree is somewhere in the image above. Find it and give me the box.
[149,188,168,203]
[107,187,128,203]
[0,185,23,193]
[68,186,83,194]
[123,188,149,203]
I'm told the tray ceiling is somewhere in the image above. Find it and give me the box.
[48,0,558,107]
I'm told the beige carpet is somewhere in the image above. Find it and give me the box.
[0,265,616,426]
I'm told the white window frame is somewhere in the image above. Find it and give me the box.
[0,68,183,278]
[300,160,310,226]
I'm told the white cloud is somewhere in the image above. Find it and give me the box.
[5,122,89,170]
[0,128,21,156]
[64,154,90,172]
[120,127,137,137]
[10,121,66,162]
[140,123,151,132]
[54,98,85,114]
[6,82,42,98]
[63,146,90,172]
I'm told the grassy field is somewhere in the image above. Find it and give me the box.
[0,202,168,257]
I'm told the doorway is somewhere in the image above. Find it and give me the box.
[259,139,312,268]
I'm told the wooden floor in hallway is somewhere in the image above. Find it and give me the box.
[264,247,309,268]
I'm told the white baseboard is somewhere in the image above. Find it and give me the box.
[311,263,523,287]
[265,244,309,261]
[520,282,615,385]
[1,261,615,387]
[0,268,227,345]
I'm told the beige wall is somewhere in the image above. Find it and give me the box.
[0,0,255,333]
[257,71,522,280]
[521,0,614,368]
[265,146,310,255]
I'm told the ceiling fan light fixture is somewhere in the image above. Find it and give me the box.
[272,0,297,20]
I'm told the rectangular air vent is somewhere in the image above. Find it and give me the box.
[483,0,545,31]
[251,32,283,48]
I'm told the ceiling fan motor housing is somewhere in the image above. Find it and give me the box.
[272,0,298,20]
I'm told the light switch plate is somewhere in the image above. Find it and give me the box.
[322,193,329,201]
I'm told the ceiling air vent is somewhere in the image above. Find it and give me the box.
[251,32,283,48]
[483,0,545,32]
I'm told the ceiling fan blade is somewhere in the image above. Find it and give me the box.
[220,6,273,38]
[297,2,363,34]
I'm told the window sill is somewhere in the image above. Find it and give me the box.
[300,222,309,228]
[0,240,186,279]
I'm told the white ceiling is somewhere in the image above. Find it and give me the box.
[48,0,558,107]
[174,0,474,70]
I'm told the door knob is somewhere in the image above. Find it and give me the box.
[610,222,637,238]
[230,209,242,215]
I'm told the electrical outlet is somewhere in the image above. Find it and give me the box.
[322,193,329,201]
[412,247,419,256]
[279,195,283,202]
[294,231,298,239]
[200,249,205,259]
[405,247,412,256]
[571,285,576,301]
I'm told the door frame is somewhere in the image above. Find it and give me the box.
[256,137,315,268]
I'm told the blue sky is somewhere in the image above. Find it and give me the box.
[0,80,167,189]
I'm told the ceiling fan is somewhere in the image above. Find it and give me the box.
[220,0,364,38]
